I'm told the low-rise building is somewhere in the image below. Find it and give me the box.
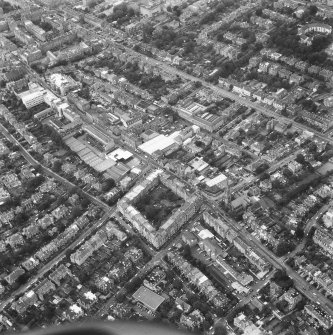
[305,304,333,329]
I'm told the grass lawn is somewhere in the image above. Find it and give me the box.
[134,183,184,229]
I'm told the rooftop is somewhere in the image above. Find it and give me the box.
[132,286,165,311]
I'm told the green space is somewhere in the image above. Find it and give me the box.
[134,183,184,229]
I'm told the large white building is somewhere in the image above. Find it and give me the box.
[24,20,46,42]
[17,83,58,109]
[49,73,82,96]
[18,86,45,109]
[139,134,178,156]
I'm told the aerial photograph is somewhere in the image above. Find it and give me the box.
[2,0,333,334]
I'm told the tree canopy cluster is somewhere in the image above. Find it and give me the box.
[268,23,332,66]
[273,270,293,289]
[106,3,136,25]
[200,0,234,25]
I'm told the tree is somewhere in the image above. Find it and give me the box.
[214,323,228,335]
[14,212,29,226]
[71,206,82,219]
[78,86,90,100]
[145,205,160,221]
[182,245,192,258]
[34,165,43,174]
[38,198,52,211]
[260,172,270,181]
[282,168,293,179]
[308,5,318,16]
[102,178,116,192]
[194,81,202,88]
[295,226,304,239]
[53,160,62,173]
[172,278,182,290]
[115,292,126,303]
[193,301,204,311]
[17,273,30,285]
[308,142,317,153]
[276,241,294,257]
[200,12,216,25]
[124,281,135,292]
[39,21,53,31]
[273,270,293,289]
[81,197,90,209]
[26,175,45,192]
[183,41,196,55]
[295,153,306,165]
[255,8,263,16]
[255,163,269,175]
[44,302,56,319]
[312,35,330,52]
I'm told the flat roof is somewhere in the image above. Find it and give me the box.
[107,148,133,161]
[139,134,176,155]
[206,174,227,187]
[132,286,165,311]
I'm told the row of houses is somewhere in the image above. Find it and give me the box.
[261,48,333,81]
[70,221,127,266]
[203,211,271,273]
[0,104,37,145]
[11,264,72,314]
[167,251,229,308]
[258,61,304,85]
[197,2,260,41]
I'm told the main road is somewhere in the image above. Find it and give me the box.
[0,124,151,310]
[19,17,333,314]
[0,123,109,211]
[118,128,333,314]
[72,12,333,146]
[103,32,333,145]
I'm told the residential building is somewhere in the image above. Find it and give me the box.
[314,227,333,255]
[12,291,38,314]
[281,288,302,310]
[35,279,56,301]
[24,20,46,41]
[5,267,25,285]
[305,304,333,329]
[118,170,199,249]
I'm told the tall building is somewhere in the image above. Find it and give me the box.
[49,73,81,96]
[13,27,34,45]
[24,20,46,41]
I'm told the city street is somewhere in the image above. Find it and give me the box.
[2,4,333,332]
